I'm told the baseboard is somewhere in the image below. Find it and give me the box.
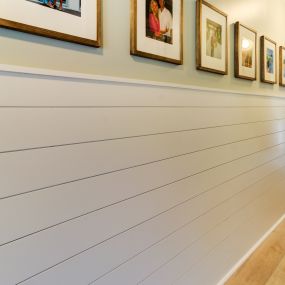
[216,213,285,285]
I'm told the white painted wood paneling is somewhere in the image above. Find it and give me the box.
[0,67,285,285]
[0,140,284,248]
[1,157,285,284]
[1,129,285,198]
[173,187,285,285]
[21,165,285,285]
[94,185,284,285]
[1,107,285,152]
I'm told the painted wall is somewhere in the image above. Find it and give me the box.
[1,1,285,285]
[0,0,285,95]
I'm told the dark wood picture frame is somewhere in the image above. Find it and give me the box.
[260,36,277,84]
[130,0,183,65]
[234,22,257,81]
[0,0,102,47]
[279,46,285,87]
[196,0,228,75]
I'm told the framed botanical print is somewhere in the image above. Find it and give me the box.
[196,0,228,74]
[0,0,101,47]
[279,46,285,87]
[260,36,277,84]
[130,0,183,64]
[234,22,257,81]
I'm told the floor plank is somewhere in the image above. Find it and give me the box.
[266,255,285,285]
[225,219,285,285]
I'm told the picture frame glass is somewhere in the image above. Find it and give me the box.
[263,39,276,82]
[238,25,256,79]
[0,0,100,45]
[132,0,182,64]
[200,2,227,73]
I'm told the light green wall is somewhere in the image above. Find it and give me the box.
[0,0,285,95]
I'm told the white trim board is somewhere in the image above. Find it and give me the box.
[217,213,285,285]
[0,63,285,100]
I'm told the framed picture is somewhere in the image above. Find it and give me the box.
[279,46,285,87]
[234,22,257,81]
[260,36,277,84]
[130,0,183,64]
[196,0,228,74]
[0,0,101,47]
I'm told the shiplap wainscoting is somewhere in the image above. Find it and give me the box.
[1,66,285,285]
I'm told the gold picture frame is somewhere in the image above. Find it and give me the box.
[130,0,183,64]
[234,22,257,81]
[260,36,277,84]
[0,0,102,47]
[196,0,228,75]
[279,46,285,87]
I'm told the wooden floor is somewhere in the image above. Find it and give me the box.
[225,219,285,285]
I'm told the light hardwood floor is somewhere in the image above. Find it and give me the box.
[225,219,285,285]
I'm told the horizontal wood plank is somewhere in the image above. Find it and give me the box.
[1,129,285,199]
[1,108,285,152]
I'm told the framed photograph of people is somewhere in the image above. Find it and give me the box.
[234,22,257,81]
[260,36,277,84]
[0,0,101,47]
[279,46,285,87]
[130,0,183,64]
[196,0,228,74]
